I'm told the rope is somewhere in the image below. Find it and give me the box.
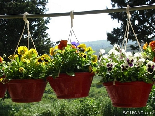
[129,20,142,51]
[68,11,80,44]
[122,5,142,51]
[68,28,80,44]
[14,23,26,55]
[70,11,74,28]
[23,12,30,50]
[14,12,37,54]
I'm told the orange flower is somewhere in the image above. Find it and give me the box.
[58,40,67,50]
[149,41,155,52]
[71,45,76,49]
[143,42,148,50]
[0,56,3,63]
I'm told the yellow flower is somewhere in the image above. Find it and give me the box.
[18,46,28,55]
[22,48,38,59]
[50,47,55,56]
[0,78,4,82]
[55,45,58,49]
[37,54,50,64]
[8,54,18,60]
[19,67,25,73]
[92,55,98,63]
[21,58,30,63]
[79,53,87,58]
[28,48,38,57]
[78,44,87,52]
[41,54,51,62]
[42,54,50,59]
[37,57,43,63]
[87,47,93,51]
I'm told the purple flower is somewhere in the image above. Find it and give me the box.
[121,65,128,71]
[146,61,155,74]
[71,42,79,48]
[147,64,154,74]
[127,58,134,67]
[147,65,154,74]
[107,63,113,72]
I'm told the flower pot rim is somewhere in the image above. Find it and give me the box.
[60,72,94,75]
[48,72,94,79]
[7,79,46,83]
[103,81,153,86]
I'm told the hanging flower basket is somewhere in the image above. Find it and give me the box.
[47,72,94,99]
[7,79,47,103]
[103,81,153,108]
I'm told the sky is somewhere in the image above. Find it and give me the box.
[46,0,120,42]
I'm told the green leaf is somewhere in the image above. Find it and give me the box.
[66,72,75,76]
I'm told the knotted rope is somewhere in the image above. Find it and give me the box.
[122,5,142,52]
[14,12,37,54]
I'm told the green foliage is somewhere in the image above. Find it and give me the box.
[97,44,155,83]
[4,47,50,79]
[0,56,6,77]
[47,40,98,78]
[147,85,155,112]
[0,0,52,60]
[107,0,155,51]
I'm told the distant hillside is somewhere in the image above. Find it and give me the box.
[84,40,137,55]
[83,40,112,49]
[83,40,112,55]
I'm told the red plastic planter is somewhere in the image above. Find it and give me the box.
[103,81,153,108]
[47,72,94,99]
[0,82,7,98]
[7,79,47,103]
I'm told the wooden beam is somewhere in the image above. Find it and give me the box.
[0,4,155,19]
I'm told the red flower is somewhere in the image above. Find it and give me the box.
[153,57,155,62]
[149,41,155,52]
[58,40,67,50]
[0,56,3,63]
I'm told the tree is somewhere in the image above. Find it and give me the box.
[107,0,155,50]
[0,0,52,60]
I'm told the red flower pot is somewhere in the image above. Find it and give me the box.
[47,72,94,99]
[0,82,7,98]
[7,79,47,103]
[103,81,153,108]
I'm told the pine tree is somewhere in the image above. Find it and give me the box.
[107,0,155,50]
[0,0,52,60]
